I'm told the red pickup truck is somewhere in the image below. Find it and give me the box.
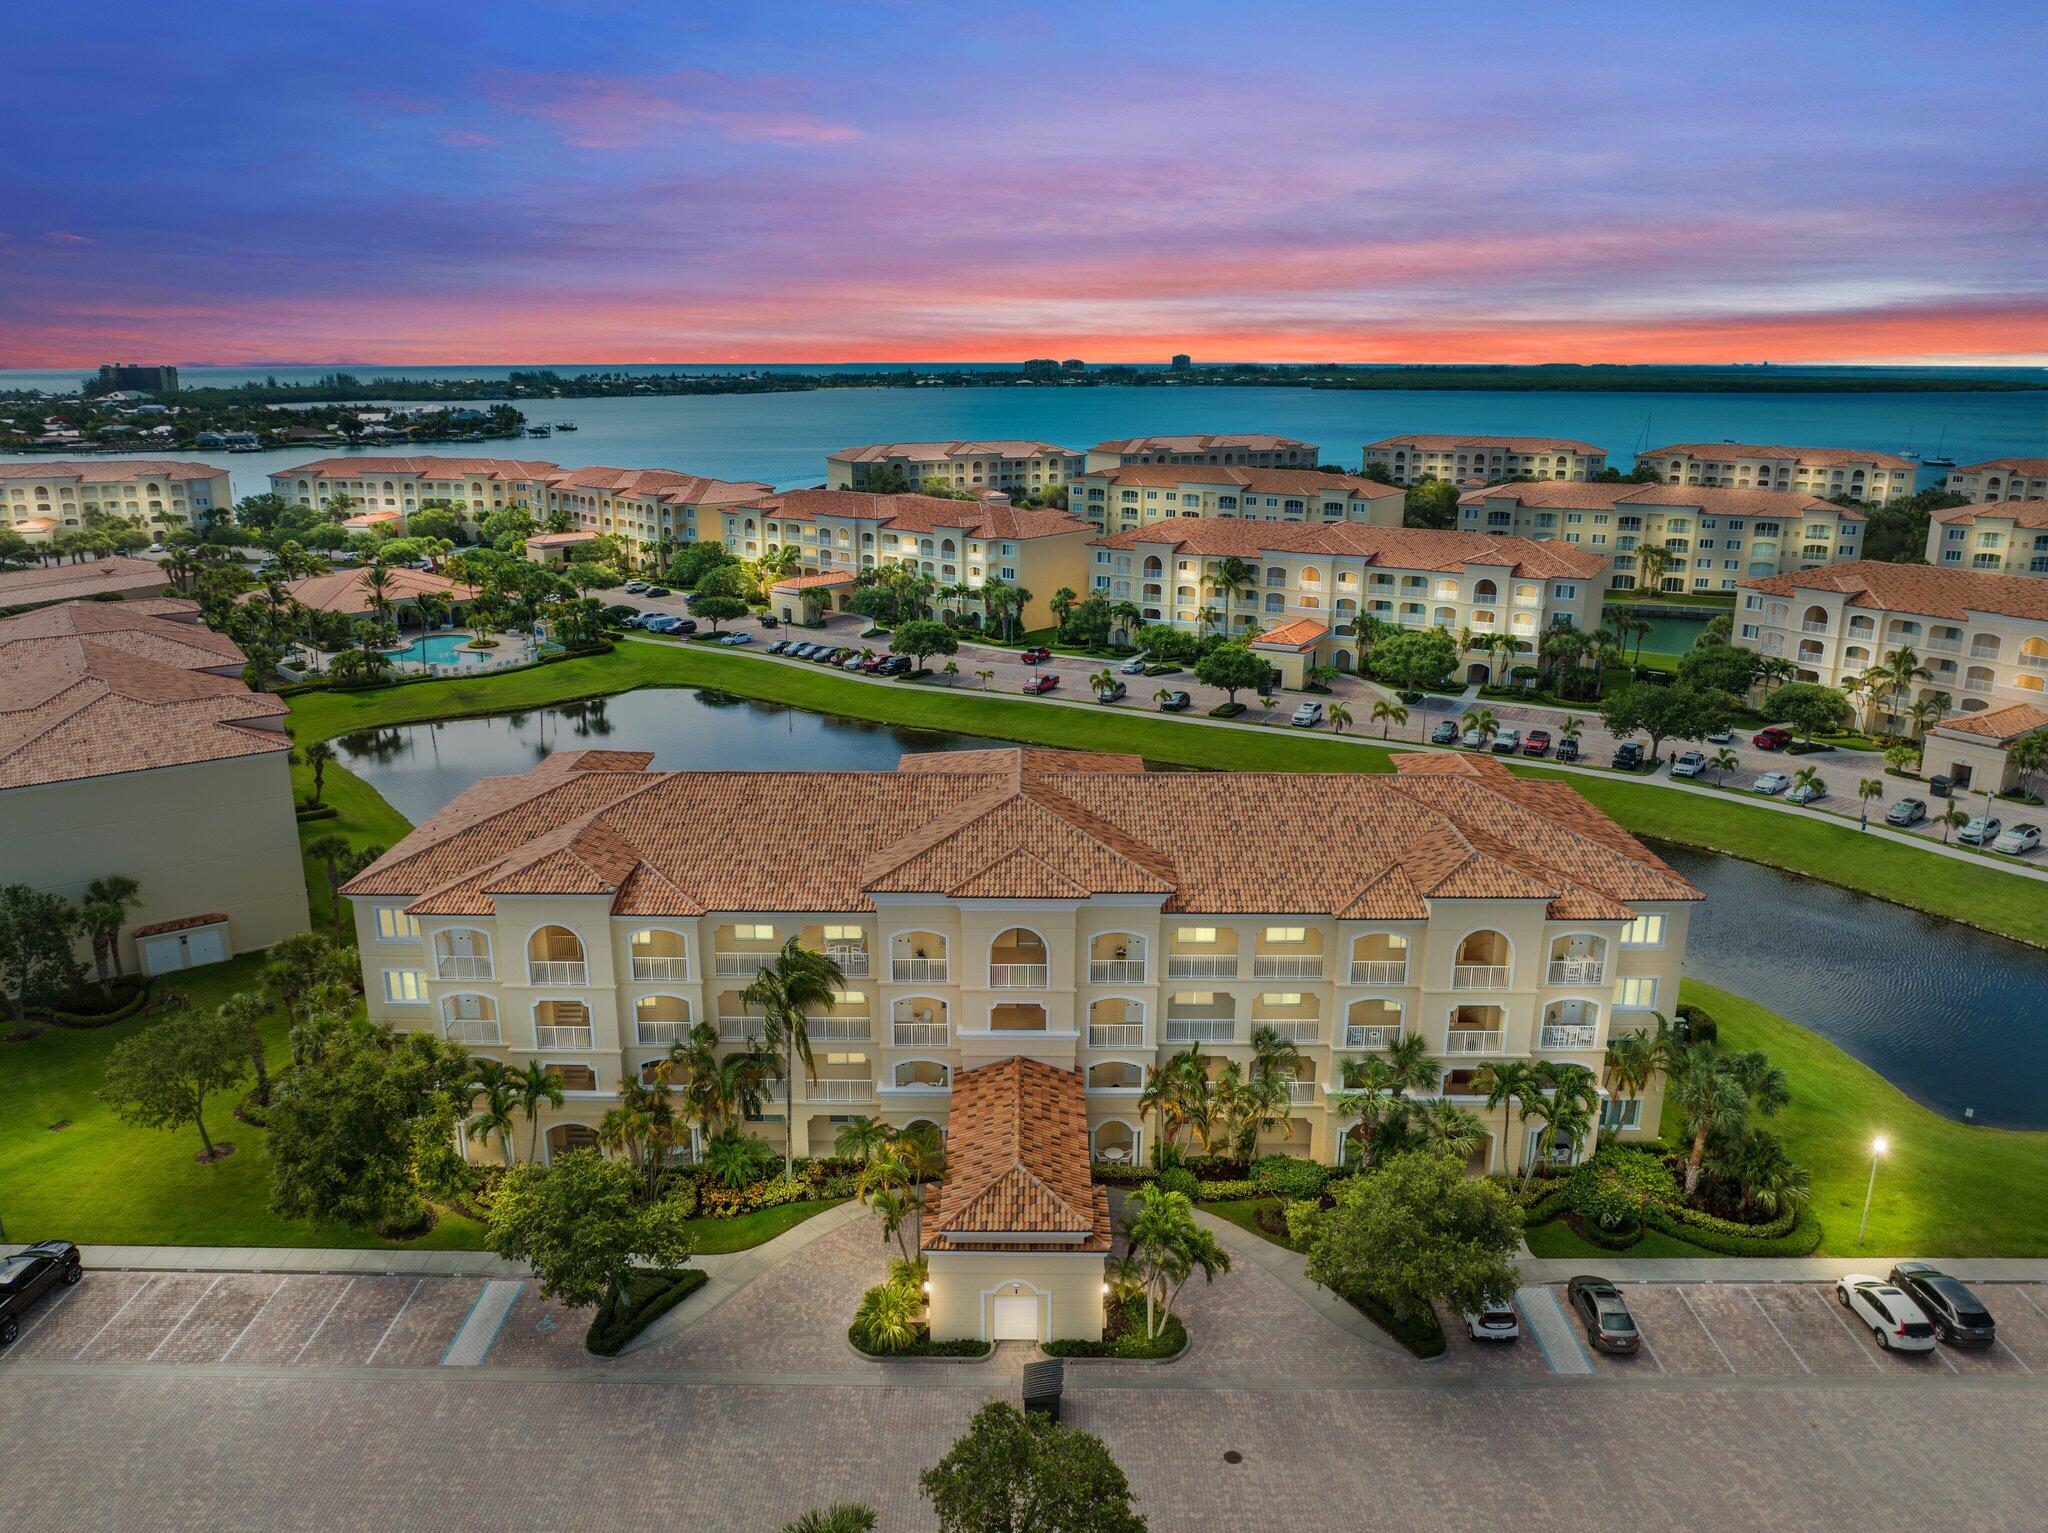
[1752,726,1793,750]
[1022,673,1060,694]
[1019,646,1053,664]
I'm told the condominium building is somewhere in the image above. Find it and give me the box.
[530,466,773,561]
[1087,521,1607,681]
[1735,562,2048,730]
[270,456,561,523]
[1362,435,1606,485]
[1,460,231,542]
[720,490,1096,631]
[1082,434,1318,474]
[826,441,1083,493]
[1943,458,2048,504]
[1068,465,1404,534]
[1926,503,2048,578]
[1635,443,1915,504]
[1458,482,1862,593]
[0,599,308,974]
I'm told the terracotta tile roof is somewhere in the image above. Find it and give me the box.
[829,440,1076,464]
[1954,458,2048,477]
[539,465,772,504]
[922,1058,1111,1252]
[1367,435,1603,455]
[268,566,480,615]
[343,745,1700,919]
[1931,701,2048,742]
[738,489,1091,542]
[896,747,1146,776]
[1461,480,1855,518]
[1082,465,1400,499]
[0,557,170,609]
[1090,520,1608,578]
[274,456,562,481]
[1640,442,1914,471]
[1251,618,1329,649]
[0,601,289,790]
[770,571,856,590]
[1739,561,2048,623]
[130,912,227,938]
[1091,434,1314,455]
[0,460,224,484]
[1931,500,2048,529]
[524,531,601,548]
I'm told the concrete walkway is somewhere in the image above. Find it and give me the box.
[1189,1208,1411,1358]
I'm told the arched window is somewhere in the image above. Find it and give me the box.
[1091,1119,1139,1164]
[1088,932,1147,982]
[1473,579,1498,601]
[433,927,493,981]
[1086,1060,1144,1092]
[633,994,691,1046]
[543,1123,599,1163]
[892,1059,951,1090]
[989,927,1048,987]
[533,999,593,1049]
[1445,1004,1506,1055]
[1541,998,1600,1049]
[1546,934,1607,985]
[527,925,586,985]
[1086,996,1144,1047]
[1453,931,1511,989]
[1345,998,1401,1049]
[628,928,689,981]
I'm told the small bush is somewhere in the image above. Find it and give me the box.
[1332,1278,1446,1358]
[34,975,152,1028]
[1675,1003,1718,1044]
[664,1179,699,1218]
[1284,1198,1324,1249]
[1207,702,1246,718]
[1643,1205,1822,1256]
[1196,1178,1258,1201]
[1042,1297,1185,1359]
[586,1268,708,1355]
[1566,1146,1677,1233]
[1156,1167,1200,1199]
[1253,1154,1329,1200]
[1090,1162,1158,1185]
[295,802,340,823]
[695,1173,811,1219]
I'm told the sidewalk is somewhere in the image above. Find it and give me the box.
[1520,1255,2048,1284]
[71,1243,529,1278]
[1190,1208,1411,1358]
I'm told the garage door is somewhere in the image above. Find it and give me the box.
[991,1294,1038,1341]
[185,927,228,968]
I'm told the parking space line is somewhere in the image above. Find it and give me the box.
[1821,1286,1886,1373]
[73,1276,154,1360]
[1516,1288,1589,1375]
[1996,1339,2034,1375]
[217,1277,286,1363]
[292,1278,355,1366]
[1930,1337,1960,1375]
[366,1279,423,1365]
[145,1276,222,1362]
[13,1282,77,1343]
[1675,1287,1736,1374]
[1636,1334,1667,1374]
[1747,1287,1811,1375]
[2017,1288,2048,1326]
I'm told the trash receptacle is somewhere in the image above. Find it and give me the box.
[1022,1358,1064,1422]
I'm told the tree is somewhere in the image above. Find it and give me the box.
[1667,1041,1790,1197]
[516,1058,567,1162]
[1368,627,1457,693]
[1464,706,1499,749]
[1403,477,1460,530]
[101,1008,250,1161]
[1518,1062,1599,1184]
[920,1403,1148,1533]
[1472,1060,1539,1176]
[833,1114,891,1165]
[296,739,337,804]
[487,1150,694,1317]
[1601,1018,1669,1130]
[687,593,748,634]
[1304,1151,1520,1327]
[1856,776,1885,829]
[1676,643,1759,698]
[1600,681,1733,764]
[466,1057,522,1165]
[0,883,81,1027]
[1935,803,1970,844]
[1764,681,1853,742]
[1122,1184,1231,1340]
[1326,700,1353,736]
[75,873,141,997]
[1369,698,1407,740]
[1203,556,1256,636]
[783,1506,879,1533]
[1193,642,1275,706]
[891,618,958,673]
[744,937,847,1179]
[2007,730,2048,801]
[216,990,278,1107]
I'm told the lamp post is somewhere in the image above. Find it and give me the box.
[1857,1135,1888,1245]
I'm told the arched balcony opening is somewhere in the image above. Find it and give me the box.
[1452,931,1512,989]
[527,926,586,985]
[1344,998,1402,1050]
[434,928,493,981]
[1164,991,1234,1045]
[543,1123,599,1162]
[988,1002,1048,1033]
[1086,1060,1144,1093]
[534,999,594,1050]
[627,928,688,982]
[1546,934,1608,985]
[892,997,948,1048]
[891,930,949,984]
[1800,604,1829,632]
[1348,931,1409,984]
[1092,1119,1140,1165]
[1087,997,1144,1049]
[633,994,691,1047]
[1253,924,1324,979]
[988,928,1048,988]
[891,1059,951,1091]
[714,989,760,1042]
[1089,932,1147,983]
[1251,991,1320,1045]
[1167,924,1238,979]
[1445,1004,1506,1056]
[1541,999,1600,1051]
[809,989,872,1042]
[440,993,500,1046]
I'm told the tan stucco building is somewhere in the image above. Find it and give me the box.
[827,441,1082,493]
[1363,435,1606,485]
[271,456,561,524]
[1943,457,2048,504]
[1919,702,2048,797]
[1083,434,1319,474]
[1926,502,2048,578]
[530,465,773,562]
[1070,464,1403,534]
[0,599,308,974]
[1,460,231,543]
[1458,482,1864,593]
[1635,443,1915,504]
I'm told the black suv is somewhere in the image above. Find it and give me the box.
[1611,742,1644,772]
[0,1240,82,1344]
[1888,1262,1997,1348]
[1566,1274,1641,1354]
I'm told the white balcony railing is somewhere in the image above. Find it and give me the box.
[1344,1024,1399,1049]
[806,1015,871,1042]
[2023,653,2048,670]
[989,964,1048,988]
[630,957,689,981]
[1253,956,1324,980]
[1287,1080,1317,1103]
[810,1079,872,1104]
[442,1019,502,1045]
[528,960,587,986]
[1927,638,1962,654]
[892,1022,949,1048]
[1348,960,1408,984]
[535,1025,594,1050]
[1547,959,1606,985]
[1443,1029,1504,1055]
[634,1020,688,1047]
[1167,956,1238,979]
[1262,1021,1320,1044]
[1541,1023,1600,1049]
[1164,1019,1235,1043]
[1800,620,1829,634]
[1963,678,1994,693]
[713,952,772,977]
[825,946,870,976]
[717,1016,755,1042]
[1452,964,1511,990]
[437,955,494,980]
[1087,1024,1144,1048]
[892,959,949,983]
[1089,959,1147,983]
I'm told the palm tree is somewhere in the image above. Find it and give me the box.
[1204,556,1257,637]
[1123,1184,1231,1340]
[1857,776,1885,829]
[834,1115,891,1165]
[1410,1098,1485,1159]
[1600,1022,1665,1134]
[1090,667,1117,701]
[1369,698,1407,740]
[743,937,847,1178]
[975,669,995,688]
[1668,1042,1790,1197]
[515,1059,566,1163]
[1934,803,1970,843]
[1905,694,1949,742]
[217,990,276,1107]
[1464,706,1500,749]
[79,875,141,980]
[1326,700,1353,736]
[1870,645,1932,731]
[1791,765,1824,802]
[305,833,355,934]
[1473,1060,1539,1178]
[1520,1063,1599,1186]
[2007,729,2048,801]
[1559,715,1585,750]
[1708,746,1739,784]
[466,1059,520,1165]
[296,739,337,805]
[1109,600,1143,646]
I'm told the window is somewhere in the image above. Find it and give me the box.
[733,923,775,941]
[1620,914,1666,947]
[1262,926,1306,944]
[376,907,421,941]
[1614,976,1659,1010]
[382,969,428,1004]
[822,924,863,943]
[1601,1098,1643,1131]
[1176,926,1219,944]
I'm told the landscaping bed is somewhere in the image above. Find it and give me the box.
[1332,1280,1446,1358]
[1042,1296,1187,1360]
[586,1266,708,1355]
[28,974,153,1029]
[848,1330,993,1360]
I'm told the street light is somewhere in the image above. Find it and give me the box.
[1857,1135,1888,1245]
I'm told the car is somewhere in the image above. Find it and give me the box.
[1612,742,1644,771]
[1957,815,2002,846]
[0,1240,82,1345]
[1490,728,1521,754]
[875,655,913,677]
[1020,646,1052,664]
[1120,655,1150,675]
[641,615,680,633]
[1705,726,1734,744]
[719,631,752,646]
[1098,681,1128,704]
[1669,750,1707,779]
[1885,798,1927,826]
[1158,690,1192,712]
[1523,729,1552,757]
[1291,701,1325,727]
[1887,1263,1997,1348]
[759,614,780,628]
[1752,726,1793,751]
[857,654,888,672]
[1787,779,1827,804]
[1836,1274,1937,1352]
[1023,673,1060,694]
[1555,737,1580,763]
[1461,727,1486,749]
[1993,823,2041,855]
[147,541,165,554]
[1463,1305,1522,1343]
[842,654,866,670]
[1566,1275,1641,1355]
[1751,771,1790,795]
[670,618,698,635]
[622,580,649,593]
[765,639,789,654]
[644,585,672,598]
[1430,720,1460,745]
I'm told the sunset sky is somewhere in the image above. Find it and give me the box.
[4,0,2045,367]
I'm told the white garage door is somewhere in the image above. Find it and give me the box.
[991,1295,1038,1341]
[185,926,228,968]
[141,924,229,975]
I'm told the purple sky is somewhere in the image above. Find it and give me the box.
[4,0,2045,365]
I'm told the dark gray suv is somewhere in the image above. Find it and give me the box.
[0,1241,82,1345]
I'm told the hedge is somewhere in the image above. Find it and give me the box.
[1091,1163,1159,1186]
[848,1328,991,1359]
[1642,1203,1823,1256]
[32,975,153,1028]
[1197,1179,1258,1201]
[295,802,340,823]
[1333,1279,1446,1359]
[1042,1297,1186,1359]
[585,1267,708,1355]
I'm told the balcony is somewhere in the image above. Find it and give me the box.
[1088,959,1147,983]
[1963,678,1994,693]
[2023,654,2048,671]
[1263,1021,1320,1045]
[806,1015,871,1042]
[891,1021,949,1048]
[1927,639,1962,655]
[1343,1024,1399,1049]
[629,956,689,982]
[1164,1019,1235,1044]
[535,1024,595,1050]
[825,945,870,977]
[989,964,1049,988]
[1253,956,1324,980]
[717,1016,755,1042]
[436,955,494,981]
[1348,960,1408,984]
[809,1078,872,1104]
[891,959,949,983]
[713,952,771,977]
[1167,956,1238,979]
[1443,1030,1504,1055]
[1287,1080,1317,1104]
[634,1020,688,1047]
[1541,1023,1599,1049]
[1452,964,1511,990]
[442,1018,502,1046]
[1087,1023,1144,1048]
[1547,959,1606,986]
[528,960,587,986]
[1799,621,1829,634]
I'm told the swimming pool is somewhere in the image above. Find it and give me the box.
[385,632,496,666]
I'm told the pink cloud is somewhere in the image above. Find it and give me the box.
[487,68,860,149]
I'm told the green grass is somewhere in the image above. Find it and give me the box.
[1200,1198,1300,1250]
[682,1197,846,1254]
[0,954,487,1249]
[294,759,415,935]
[1523,1222,1715,1259]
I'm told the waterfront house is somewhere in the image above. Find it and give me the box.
[1926,502,2048,578]
[1362,435,1606,485]
[1,460,230,543]
[1068,464,1403,534]
[827,440,1082,493]
[1082,433,1319,474]
[1636,443,1915,504]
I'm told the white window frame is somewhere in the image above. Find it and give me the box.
[381,968,429,1005]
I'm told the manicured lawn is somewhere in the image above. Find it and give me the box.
[0,954,487,1249]
[294,757,415,935]
[1523,1222,1715,1259]
[682,1197,847,1254]
[1199,1198,1299,1250]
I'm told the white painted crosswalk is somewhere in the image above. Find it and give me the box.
[440,1280,522,1367]
[1518,1286,1592,1374]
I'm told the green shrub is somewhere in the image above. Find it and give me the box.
[695,1173,810,1219]
[1253,1154,1329,1200]
[586,1268,708,1356]
[1196,1178,1258,1200]
[1156,1167,1200,1199]
[850,1279,923,1354]
[32,974,151,1027]
[1090,1162,1157,1185]
[294,802,340,823]
[664,1179,699,1218]
[1643,1205,1822,1256]
[1574,1215,1643,1250]
[1284,1198,1324,1249]
[1566,1146,1677,1233]
[1331,1278,1445,1358]
[1042,1297,1186,1359]
[1207,702,1246,718]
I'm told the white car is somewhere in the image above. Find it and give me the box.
[1291,701,1325,727]
[1119,655,1149,675]
[1669,750,1707,779]
[1463,1305,1521,1343]
[1705,727,1734,744]
[1751,772,1791,795]
[147,541,165,553]
[1787,779,1827,805]
[1836,1274,1938,1352]
[719,631,752,646]
[1992,822,2042,855]
[1957,815,2002,846]
[1461,727,1486,749]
